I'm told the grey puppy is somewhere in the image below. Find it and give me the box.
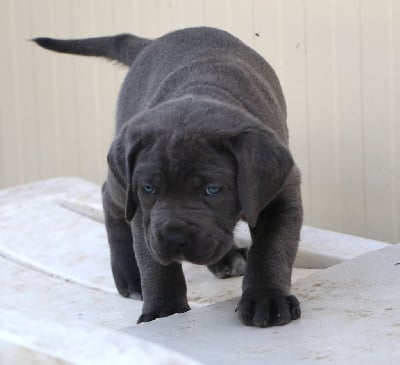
[34,27,303,327]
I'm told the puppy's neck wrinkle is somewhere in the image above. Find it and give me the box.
[144,58,248,108]
[180,83,246,111]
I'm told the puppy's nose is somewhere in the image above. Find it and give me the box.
[162,225,190,248]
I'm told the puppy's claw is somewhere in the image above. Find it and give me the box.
[137,312,158,324]
[128,291,143,301]
[115,281,142,300]
[137,305,190,324]
[288,295,301,319]
[237,290,301,327]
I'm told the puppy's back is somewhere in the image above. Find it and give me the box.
[117,27,287,135]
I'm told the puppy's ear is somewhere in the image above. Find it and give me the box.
[107,126,141,222]
[124,147,138,222]
[231,126,294,227]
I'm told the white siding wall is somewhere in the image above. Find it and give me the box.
[1,0,399,243]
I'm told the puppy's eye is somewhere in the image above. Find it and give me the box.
[142,185,156,195]
[205,186,221,196]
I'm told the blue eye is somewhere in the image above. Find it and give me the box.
[143,185,156,195]
[205,186,221,196]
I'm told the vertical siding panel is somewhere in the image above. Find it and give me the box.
[387,0,397,242]
[135,0,160,37]
[203,0,230,30]
[47,0,62,178]
[111,1,136,101]
[51,1,79,178]
[70,0,100,183]
[281,0,311,224]
[229,0,253,47]
[393,0,400,242]
[9,0,40,187]
[158,0,182,33]
[113,0,137,32]
[92,0,119,183]
[177,0,186,29]
[0,0,20,187]
[9,1,25,185]
[333,0,365,237]
[253,0,281,74]
[304,0,337,230]
[31,0,60,181]
[181,0,205,27]
[361,0,395,242]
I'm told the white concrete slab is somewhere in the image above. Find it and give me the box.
[295,225,388,269]
[0,257,141,329]
[124,244,400,364]
[0,310,200,365]
[0,178,395,364]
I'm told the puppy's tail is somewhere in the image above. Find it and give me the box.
[32,34,151,66]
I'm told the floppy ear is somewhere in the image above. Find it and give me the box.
[231,126,294,227]
[107,126,141,222]
[124,147,138,222]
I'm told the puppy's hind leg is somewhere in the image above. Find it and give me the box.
[102,183,142,300]
[207,245,247,279]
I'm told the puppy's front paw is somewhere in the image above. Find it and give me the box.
[237,289,301,327]
[137,305,190,324]
[208,248,247,279]
[111,259,142,300]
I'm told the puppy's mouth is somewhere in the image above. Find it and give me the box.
[146,234,232,266]
[183,240,232,265]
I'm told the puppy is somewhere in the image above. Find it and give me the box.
[34,27,303,327]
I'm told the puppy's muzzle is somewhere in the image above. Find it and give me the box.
[150,215,230,265]
[160,223,191,251]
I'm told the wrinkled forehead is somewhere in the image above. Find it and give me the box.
[134,137,236,187]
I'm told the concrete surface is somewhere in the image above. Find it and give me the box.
[126,244,400,364]
[0,178,397,364]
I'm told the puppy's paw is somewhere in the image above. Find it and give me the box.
[208,248,247,279]
[236,289,301,327]
[137,305,190,324]
[111,260,142,300]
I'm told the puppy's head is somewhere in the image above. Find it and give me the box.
[108,98,293,265]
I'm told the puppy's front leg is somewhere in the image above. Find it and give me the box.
[237,183,303,327]
[131,214,190,323]
[102,182,142,299]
